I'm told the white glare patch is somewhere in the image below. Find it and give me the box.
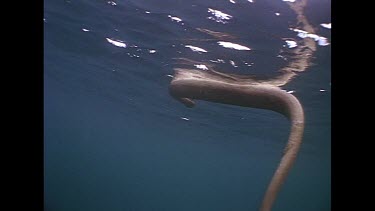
[230,60,238,67]
[283,0,296,2]
[145,11,151,14]
[290,28,330,46]
[275,13,280,16]
[207,8,233,24]
[287,90,295,94]
[210,59,225,63]
[243,61,254,66]
[320,23,331,29]
[320,89,326,92]
[181,117,190,121]
[285,40,297,48]
[218,41,251,51]
[126,53,140,58]
[168,15,182,23]
[107,1,117,6]
[194,64,208,70]
[106,38,127,48]
[82,28,90,32]
[229,0,236,3]
[166,74,174,78]
[318,37,330,46]
[149,49,156,54]
[43,18,46,22]
[185,45,208,53]
[290,28,309,38]
[248,0,254,2]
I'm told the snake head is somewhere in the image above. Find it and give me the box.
[169,69,199,108]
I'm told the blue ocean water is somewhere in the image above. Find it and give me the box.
[44,0,331,210]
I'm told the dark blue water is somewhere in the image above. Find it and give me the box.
[44,0,331,210]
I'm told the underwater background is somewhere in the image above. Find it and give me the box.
[44,0,331,210]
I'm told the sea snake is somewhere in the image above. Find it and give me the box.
[169,0,319,210]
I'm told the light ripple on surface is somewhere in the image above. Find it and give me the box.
[320,23,331,29]
[107,1,117,6]
[210,59,225,64]
[168,15,183,23]
[285,40,297,48]
[290,28,330,46]
[106,38,127,48]
[180,117,190,121]
[185,45,208,53]
[194,64,209,70]
[218,41,251,51]
[230,60,238,67]
[207,8,232,24]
